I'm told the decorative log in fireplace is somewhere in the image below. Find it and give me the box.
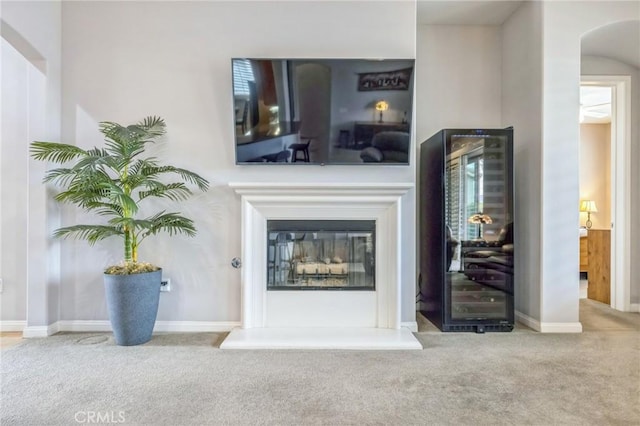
[266,220,375,290]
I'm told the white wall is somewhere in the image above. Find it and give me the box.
[414,24,502,318]
[6,0,636,331]
[1,1,61,141]
[501,2,639,326]
[501,0,543,322]
[501,1,638,327]
[579,123,611,230]
[582,55,640,304]
[1,39,31,322]
[60,1,417,324]
[415,25,502,142]
[1,0,61,328]
[541,1,639,324]
[411,2,638,329]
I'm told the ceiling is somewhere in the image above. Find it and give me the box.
[581,20,640,69]
[580,86,612,124]
[580,21,639,124]
[417,2,639,71]
[417,1,638,125]
[417,1,523,25]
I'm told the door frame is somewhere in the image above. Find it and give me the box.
[581,75,632,312]
[294,62,332,163]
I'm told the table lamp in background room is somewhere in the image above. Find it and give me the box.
[468,213,492,239]
[375,100,389,123]
[580,200,597,229]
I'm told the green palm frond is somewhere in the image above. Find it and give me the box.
[99,121,133,143]
[54,178,111,206]
[107,216,136,227]
[121,173,147,191]
[137,182,193,201]
[137,116,166,138]
[100,122,144,159]
[30,142,88,163]
[142,212,197,238]
[108,217,155,232]
[53,225,123,244]
[100,117,165,159]
[121,167,163,192]
[43,168,77,186]
[31,116,209,266]
[140,165,209,191]
[128,158,159,176]
[130,218,155,230]
[107,189,139,215]
[74,149,116,172]
[84,147,110,159]
[53,168,112,202]
[85,201,124,217]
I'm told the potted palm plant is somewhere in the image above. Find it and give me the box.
[30,116,209,346]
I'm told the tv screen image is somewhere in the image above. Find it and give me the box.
[232,58,415,165]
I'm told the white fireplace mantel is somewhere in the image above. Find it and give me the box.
[221,182,421,350]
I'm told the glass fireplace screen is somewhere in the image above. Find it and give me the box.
[266,220,375,290]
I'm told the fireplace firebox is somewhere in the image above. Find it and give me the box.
[266,220,375,290]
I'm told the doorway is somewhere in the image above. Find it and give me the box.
[1,36,48,331]
[294,63,331,163]
[579,76,632,312]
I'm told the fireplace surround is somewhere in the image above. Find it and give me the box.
[221,182,421,349]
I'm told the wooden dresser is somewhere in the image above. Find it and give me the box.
[579,236,588,272]
[586,230,611,305]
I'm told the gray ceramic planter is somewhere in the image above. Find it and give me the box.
[104,269,162,346]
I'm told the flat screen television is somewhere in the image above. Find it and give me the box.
[232,58,415,165]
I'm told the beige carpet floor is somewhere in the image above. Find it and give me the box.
[1,302,638,425]
[579,298,640,332]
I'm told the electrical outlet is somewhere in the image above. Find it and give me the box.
[160,278,171,292]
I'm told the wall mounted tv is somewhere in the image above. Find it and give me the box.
[232,58,415,165]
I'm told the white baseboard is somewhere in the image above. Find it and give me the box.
[22,320,416,336]
[515,310,540,331]
[630,303,640,313]
[579,280,588,299]
[26,320,241,336]
[515,311,582,333]
[401,321,418,332]
[23,322,60,338]
[56,320,112,332]
[154,321,241,332]
[0,320,26,332]
[539,322,583,333]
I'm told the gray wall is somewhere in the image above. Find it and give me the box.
[540,1,638,324]
[501,1,544,321]
[4,1,637,330]
[59,1,417,324]
[1,0,62,327]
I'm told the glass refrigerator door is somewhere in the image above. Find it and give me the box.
[445,131,513,323]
